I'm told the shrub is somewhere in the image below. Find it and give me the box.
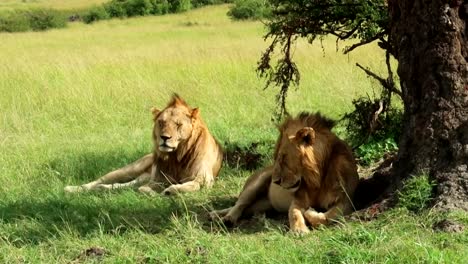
[0,11,30,32]
[82,6,110,24]
[168,0,192,13]
[104,0,128,18]
[227,0,271,20]
[355,137,398,166]
[342,96,403,147]
[191,0,231,8]
[102,0,173,18]
[124,0,154,16]
[26,9,67,31]
[0,9,67,33]
[150,0,170,15]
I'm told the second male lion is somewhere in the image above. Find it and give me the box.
[211,112,359,233]
[64,94,223,195]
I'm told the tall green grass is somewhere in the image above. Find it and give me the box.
[0,5,466,263]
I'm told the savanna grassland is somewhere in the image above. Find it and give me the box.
[0,4,467,263]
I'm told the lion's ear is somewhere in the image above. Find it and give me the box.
[151,107,160,121]
[290,127,315,146]
[191,108,200,119]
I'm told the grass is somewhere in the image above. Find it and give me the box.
[0,5,466,263]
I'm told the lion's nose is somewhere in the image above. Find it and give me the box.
[273,178,281,185]
[160,135,172,141]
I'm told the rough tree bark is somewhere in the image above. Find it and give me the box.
[389,0,468,210]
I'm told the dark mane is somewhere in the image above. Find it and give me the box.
[295,112,336,131]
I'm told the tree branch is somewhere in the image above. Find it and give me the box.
[344,31,387,54]
[356,63,402,98]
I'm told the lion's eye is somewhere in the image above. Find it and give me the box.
[176,122,182,128]
[158,120,164,127]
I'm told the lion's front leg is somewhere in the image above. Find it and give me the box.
[288,200,309,234]
[162,181,201,195]
[216,167,272,225]
[303,208,327,227]
[208,207,233,221]
[303,200,352,227]
[64,154,154,193]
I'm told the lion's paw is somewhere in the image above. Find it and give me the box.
[221,215,237,227]
[290,225,310,236]
[208,211,219,221]
[64,185,84,193]
[138,186,157,196]
[304,209,327,227]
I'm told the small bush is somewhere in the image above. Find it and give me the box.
[191,0,231,8]
[0,11,30,32]
[100,0,177,19]
[82,6,110,24]
[168,0,192,13]
[0,9,67,33]
[398,174,435,212]
[104,0,128,18]
[26,9,67,31]
[227,0,271,20]
[356,137,398,166]
[342,96,403,147]
[341,95,402,166]
[150,0,170,15]
[124,0,154,16]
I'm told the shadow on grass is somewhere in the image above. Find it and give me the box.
[0,195,182,245]
[0,148,175,246]
[46,147,151,183]
[0,142,282,246]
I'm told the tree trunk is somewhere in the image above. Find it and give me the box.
[389,0,468,211]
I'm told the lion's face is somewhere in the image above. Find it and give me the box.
[272,127,316,192]
[152,96,199,153]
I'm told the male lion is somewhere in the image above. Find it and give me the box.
[64,94,223,195]
[210,112,359,233]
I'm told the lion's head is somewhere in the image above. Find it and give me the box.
[151,94,200,153]
[272,113,336,192]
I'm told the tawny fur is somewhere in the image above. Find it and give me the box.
[210,112,358,233]
[64,94,223,195]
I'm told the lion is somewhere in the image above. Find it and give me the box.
[210,112,359,233]
[64,94,223,195]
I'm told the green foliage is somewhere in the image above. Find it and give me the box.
[150,0,170,15]
[257,0,390,118]
[0,9,67,32]
[0,11,30,32]
[124,0,154,16]
[82,6,110,24]
[340,94,402,165]
[83,0,224,23]
[191,0,232,8]
[166,0,191,13]
[227,0,271,20]
[356,137,398,166]
[398,174,435,212]
[25,9,67,31]
[342,95,402,144]
[103,0,128,17]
